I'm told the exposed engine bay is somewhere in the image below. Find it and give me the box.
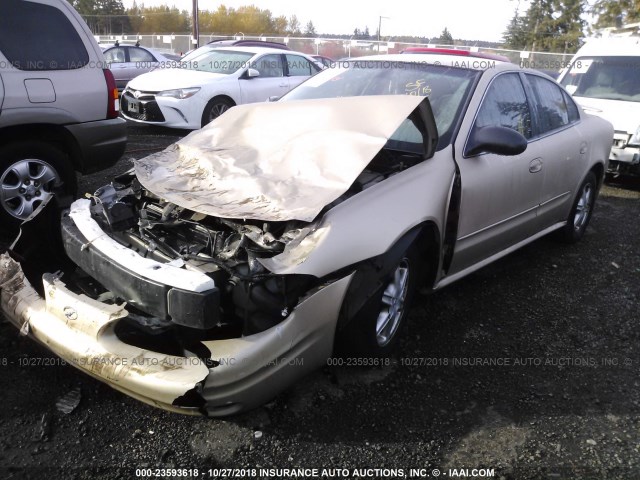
[58,145,424,354]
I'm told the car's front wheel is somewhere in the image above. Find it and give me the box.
[0,142,75,237]
[554,171,597,244]
[338,244,420,356]
[201,97,235,127]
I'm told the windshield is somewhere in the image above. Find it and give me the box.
[179,48,254,75]
[560,56,640,102]
[280,60,480,147]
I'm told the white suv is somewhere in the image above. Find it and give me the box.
[121,45,322,129]
[558,37,640,176]
[0,0,126,233]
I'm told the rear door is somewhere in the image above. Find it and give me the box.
[524,73,585,230]
[285,54,320,90]
[125,46,160,86]
[239,53,289,103]
[104,46,129,90]
[449,72,545,274]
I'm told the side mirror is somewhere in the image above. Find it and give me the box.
[246,68,260,79]
[268,95,280,102]
[465,126,527,157]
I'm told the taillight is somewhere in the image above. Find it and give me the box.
[103,69,119,119]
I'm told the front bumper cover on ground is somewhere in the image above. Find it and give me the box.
[0,254,352,415]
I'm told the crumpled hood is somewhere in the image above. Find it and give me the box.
[134,95,425,222]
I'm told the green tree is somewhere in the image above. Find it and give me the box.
[127,0,143,32]
[70,0,130,34]
[550,0,584,52]
[591,0,640,29]
[200,5,232,34]
[503,11,529,50]
[304,20,317,37]
[232,6,274,34]
[502,0,583,53]
[439,27,453,45]
[123,5,189,34]
[287,15,301,35]
[273,15,289,35]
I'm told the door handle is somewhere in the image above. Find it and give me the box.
[529,158,543,173]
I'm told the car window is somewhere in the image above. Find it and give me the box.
[0,0,89,70]
[281,60,479,148]
[254,54,284,78]
[386,118,424,155]
[285,55,315,76]
[104,47,126,64]
[129,47,155,63]
[474,73,532,139]
[563,90,580,123]
[528,75,570,134]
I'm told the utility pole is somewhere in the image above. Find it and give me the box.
[530,0,540,64]
[192,0,200,49]
[378,16,389,53]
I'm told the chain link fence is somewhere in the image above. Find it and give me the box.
[96,33,574,73]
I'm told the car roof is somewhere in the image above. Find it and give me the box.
[194,45,305,55]
[346,53,510,71]
[401,47,512,63]
[574,36,640,56]
[207,39,290,50]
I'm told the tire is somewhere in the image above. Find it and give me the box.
[201,97,235,127]
[554,171,597,244]
[337,243,420,357]
[0,142,75,237]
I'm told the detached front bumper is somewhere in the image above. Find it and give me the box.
[0,254,352,416]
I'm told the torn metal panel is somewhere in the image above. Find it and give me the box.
[134,95,424,222]
[200,273,353,415]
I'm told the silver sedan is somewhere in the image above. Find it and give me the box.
[102,43,178,91]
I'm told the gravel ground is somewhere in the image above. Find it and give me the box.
[1,123,639,479]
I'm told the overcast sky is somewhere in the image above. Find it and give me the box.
[122,0,528,42]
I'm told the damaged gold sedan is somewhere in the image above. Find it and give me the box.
[0,54,613,416]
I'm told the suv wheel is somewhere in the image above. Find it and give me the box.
[0,142,75,236]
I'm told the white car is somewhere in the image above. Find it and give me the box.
[121,46,322,129]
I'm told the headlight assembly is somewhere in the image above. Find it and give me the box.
[156,87,201,99]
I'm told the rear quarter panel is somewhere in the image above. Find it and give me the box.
[578,112,614,177]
